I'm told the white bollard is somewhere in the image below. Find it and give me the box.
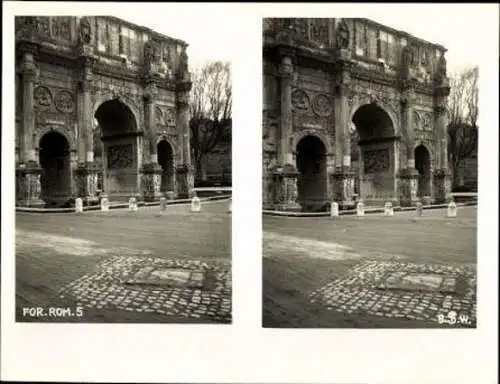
[75,198,83,213]
[159,197,167,213]
[447,201,457,218]
[415,201,423,217]
[356,201,365,217]
[227,198,232,213]
[190,196,201,213]
[129,197,138,212]
[384,201,394,217]
[330,201,339,217]
[100,197,109,212]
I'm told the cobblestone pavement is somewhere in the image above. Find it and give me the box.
[309,260,476,326]
[59,255,232,323]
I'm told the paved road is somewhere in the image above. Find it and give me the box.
[16,200,231,323]
[263,206,477,328]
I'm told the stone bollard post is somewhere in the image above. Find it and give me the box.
[330,201,339,217]
[415,201,423,217]
[100,197,109,212]
[159,197,167,214]
[356,201,365,217]
[75,198,83,213]
[190,196,201,213]
[227,198,232,213]
[166,191,175,200]
[447,201,457,218]
[129,197,138,212]
[384,201,394,217]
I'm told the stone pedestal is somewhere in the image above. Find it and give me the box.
[271,164,301,211]
[75,164,100,205]
[433,168,452,204]
[398,168,420,207]
[141,163,164,202]
[176,164,195,199]
[331,168,355,208]
[16,162,44,207]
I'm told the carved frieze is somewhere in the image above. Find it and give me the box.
[293,114,331,133]
[34,86,53,107]
[291,89,311,113]
[107,144,134,169]
[363,148,390,173]
[312,94,333,117]
[54,90,75,113]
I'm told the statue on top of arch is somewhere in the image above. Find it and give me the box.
[336,19,350,50]
[78,17,91,45]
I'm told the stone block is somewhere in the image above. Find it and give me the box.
[75,198,83,213]
[447,201,457,218]
[384,201,394,217]
[356,201,365,217]
[330,201,339,217]
[415,202,423,217]
[129,197,138,212]
[101,197,109,212]
[166,191,175,200]
[190,196,201,213]
[159,197,167,213]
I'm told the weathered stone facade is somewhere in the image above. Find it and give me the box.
[263,18,451,211]
[15,16,194,206]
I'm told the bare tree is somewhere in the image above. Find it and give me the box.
[189,61,232,181]
[447,66,479,188]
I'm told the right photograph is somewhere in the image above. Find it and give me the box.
[262,18,478,328]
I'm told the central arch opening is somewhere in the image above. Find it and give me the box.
[296,135,327,211]
[415,145,431,197]
[39,131,71,207]
[157,139,174,192]
[351,103,397,203]
[94,98,140,199]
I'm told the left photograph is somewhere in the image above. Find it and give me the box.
[14,15,232,323]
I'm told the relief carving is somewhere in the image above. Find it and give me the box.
[291,89,310,113]
[422,113,432,131]
[54,90,75,113]
[107,144,134,169]
[34,86,53,107]
[312,94,332,116]
[51,17,71,41]
[412,111,421,130]
[36,17,51,36]
[310,19,329,45]
[363,148,390,173]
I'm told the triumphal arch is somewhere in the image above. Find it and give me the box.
[15,16,194,207]
[263,18,451,211]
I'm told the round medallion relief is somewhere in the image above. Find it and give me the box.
[291,89,310,113]
[313,94,332,116]
[54,90,75,113]
[34,86,53,107]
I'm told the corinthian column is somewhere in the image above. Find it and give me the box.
[398,81,420,206]
[273,54,300,211]
[16,50,43,207]
[176,84,194,198]
[141,80,163,202]
[433,82,452,203]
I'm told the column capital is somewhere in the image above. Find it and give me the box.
[434,83,451,98]
[279,57,294,78]
[143,82,158,103]
[176,90,190,107]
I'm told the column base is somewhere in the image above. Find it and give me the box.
[16,162,44,207]
[433,168,452,204]
[398,168,420,207]
[75,163,100,206]
[331,167,356,209]
[142,163,164,202]
[176,164,195,199]
[271,164,301,211]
